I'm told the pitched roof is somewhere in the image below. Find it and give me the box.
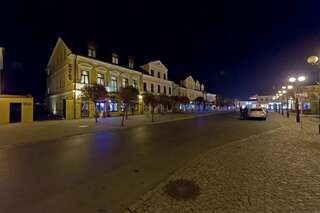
[59,35,153,72]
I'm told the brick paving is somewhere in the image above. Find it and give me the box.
[125,114,320,213]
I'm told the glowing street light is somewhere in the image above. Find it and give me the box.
[297,75,306,82]
[289,77,296,83]
[307,55,320,134]
[307,55,319,65]
[287,85,293,90]
[288,75,306,123]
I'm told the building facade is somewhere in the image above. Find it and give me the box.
[46,37,216,119]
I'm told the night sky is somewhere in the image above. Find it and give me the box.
[2,0,320,101]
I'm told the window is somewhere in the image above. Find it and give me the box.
[169,87,172,95]
[133,79,137,88]
[96,102,106,113]
[157,85,161,93]
[81,101,89,117]
[110,76,118,92]
[97,73,105,85]
[109,101,118,112]
[80,70,89,84]
[151,84,154,93]
[112,53,119,64]
[88,48,96,58]
[164,86,166,95]
[151,69,154,76]
[164,73,166,80]
[157,72,160,78]
[143,82,147,91]
[122,78,129,88]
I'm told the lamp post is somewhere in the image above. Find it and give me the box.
[286,85,293,118]
[278,91,284,115]
[289,76,306,123]
[282,87,288,117]
[307,55,320,134]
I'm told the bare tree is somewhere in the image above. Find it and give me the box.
[81,84,108,122]
[118,86,139,126]
[143,92,159,122]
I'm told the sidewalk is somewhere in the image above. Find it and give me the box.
[126,113,320,213]
[0,111,220,149]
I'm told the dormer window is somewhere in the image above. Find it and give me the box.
[112,53,119,64]
[128,56,134,69]
[88,48,96,58]
[87,41,96,58]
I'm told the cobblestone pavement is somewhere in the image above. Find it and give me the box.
[125,115,320,213]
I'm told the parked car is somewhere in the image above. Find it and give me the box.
[247,108,267,120]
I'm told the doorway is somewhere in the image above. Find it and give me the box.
[10,103,22,123]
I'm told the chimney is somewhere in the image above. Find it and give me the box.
[128,56,134,69]
[87,41,96,58]
[112,52,119,64]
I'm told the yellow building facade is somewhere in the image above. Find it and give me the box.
[46,37,215,119]
[0,95,33,124]
[46,38,143,119]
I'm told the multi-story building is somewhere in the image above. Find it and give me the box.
[46,38,142,119]
[141,60,174,96]
[46,37,216,119]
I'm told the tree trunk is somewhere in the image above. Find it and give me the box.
[151,106,154,122]
[121,109,125,126]
[94,102,98,123]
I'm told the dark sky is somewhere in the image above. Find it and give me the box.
[2,0,320,101]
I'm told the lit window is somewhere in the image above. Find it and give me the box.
[97,73,105,85]
[109,101,118,112]
[122,78,129,88]
[112,53,119,64]
[110,76,118,92]
[133,79,137,88]
[80,70,89,84]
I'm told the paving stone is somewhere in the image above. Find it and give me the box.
[125,114,320,212]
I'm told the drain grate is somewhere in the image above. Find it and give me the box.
[165,179,200,201]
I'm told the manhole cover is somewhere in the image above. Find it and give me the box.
[165,179,200,201]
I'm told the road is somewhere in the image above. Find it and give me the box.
[0,112,280,213]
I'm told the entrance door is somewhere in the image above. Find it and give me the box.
[10,103,22,123]
[63,99,66,119]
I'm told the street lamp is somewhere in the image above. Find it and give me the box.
[307,55,320,134]
[286,85,294,117]
[289,75,306,123]
[282,88,289,117]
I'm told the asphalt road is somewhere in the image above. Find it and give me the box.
[0,112,280,213]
